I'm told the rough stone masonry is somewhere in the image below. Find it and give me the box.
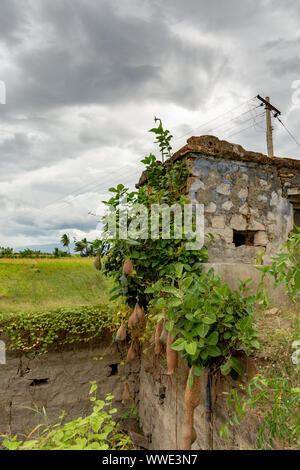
[171,135,300,264]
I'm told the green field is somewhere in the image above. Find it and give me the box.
[0,258,112,313]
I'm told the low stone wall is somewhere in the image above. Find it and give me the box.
[0,332,271,450]
[138,350,258,450]
[203,262,290,306]
[0,334,140,438]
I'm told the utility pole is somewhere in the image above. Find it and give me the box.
[265,97,274,157]
[257,95,281,157]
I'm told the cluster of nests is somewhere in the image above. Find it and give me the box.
[116,257,202,450]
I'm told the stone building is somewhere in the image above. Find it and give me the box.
[171,135,300,264]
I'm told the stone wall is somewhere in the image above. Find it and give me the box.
[187,154,294,263]
[0,334,140,439]
[203,262,290,306]
[138,350,259,450]
[0,334,278,450]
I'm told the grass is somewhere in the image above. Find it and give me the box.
[0,257,113,313]
[254,305,300,387]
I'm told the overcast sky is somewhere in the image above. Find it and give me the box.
[1,0,300,250]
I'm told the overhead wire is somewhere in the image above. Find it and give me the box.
[172,96,257,143]
[43,163,140,208]
[54,109,266,211]
[44,97,260,209]
[223,117,266,140]
[215,111,265,139]
[276,116,300,152]
[21,96,267,213]
[43,165,140,210]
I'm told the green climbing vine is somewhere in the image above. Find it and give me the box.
[99,120,259,382]
[147,269,258,381]
[2,383,132,450]
[0,304,122,354]
[220,375,300,449]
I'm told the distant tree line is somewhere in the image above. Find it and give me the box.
[0,246,70,259]
[0,234,108,259]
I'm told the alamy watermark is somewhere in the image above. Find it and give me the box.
[97,198,205,250]
[0,80,6,104]
[0,341,6,365]
[291,80,300,106]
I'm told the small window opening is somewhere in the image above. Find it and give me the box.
[294,207,300,229]
[158,385,166,405]
[233,230,256,247]
[108,363,118,376]
[29,378,49,387]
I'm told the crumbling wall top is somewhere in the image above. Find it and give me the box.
[172,135,300,171]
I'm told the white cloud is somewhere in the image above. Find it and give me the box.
[0,0,300,250]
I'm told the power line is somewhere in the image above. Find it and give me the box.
[38,95,265,211]
[222,117,265,140]
[44,171,140,212]
[276,116,300,152]
[46,98,259,208]
[48,115,266,212]
[215,111,265,139]
[43,162,141,209]
[44,98,263,210]
[188,105,262,138]
[172,96,257,143]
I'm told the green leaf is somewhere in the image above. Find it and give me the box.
[182,277,194,289]
[206,345,221,357]
[144,286,155,293]
[175,263,184,278]
[188,372,194,389]
[168,298,182,308]
[203,313,217,324]
[200,349,209,361]
[206,331,219,345]
[193,365,204,376]
[171,338,187,351]
[195,323,209,338]
[220,359,232,376]
[230,357,244,376]
[162,286,181,298]
[165,320,174,331]
[185,342,197,355]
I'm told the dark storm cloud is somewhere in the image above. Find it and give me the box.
[1,0,300,248]
[161,0,300,32]
[268,56,300,78]
[0,0,22,42]
[7,0,224,113]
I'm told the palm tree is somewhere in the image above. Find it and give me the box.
[61,233,71,254]
[74,238,89,257]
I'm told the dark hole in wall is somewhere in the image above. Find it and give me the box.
[158,386,166,405]
[109,364,118,376]
[293,208,300,260]
[294,208,300,228]
[29,378,49,387]
[233,230,256,247]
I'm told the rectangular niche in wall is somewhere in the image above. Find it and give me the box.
[294,207,300,229]
[233,230,257,247]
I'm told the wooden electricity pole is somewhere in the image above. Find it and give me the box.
[265,97,274,157]
[257,95,281,157]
